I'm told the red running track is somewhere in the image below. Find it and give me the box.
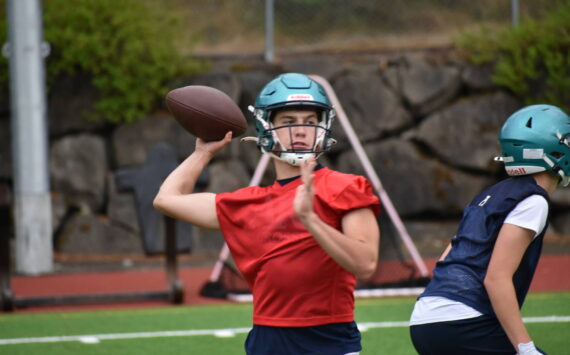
[8,254,570,313]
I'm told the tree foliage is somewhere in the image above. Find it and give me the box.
[455,1,570,111]
[0,0,205,123]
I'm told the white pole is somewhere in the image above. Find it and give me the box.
[6,0,53,274]
[310,75,429,277]
[511,0,519,27]
[264,0,274,63]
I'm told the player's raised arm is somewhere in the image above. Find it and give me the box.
[153,132,232,229]
[156,84,246,229]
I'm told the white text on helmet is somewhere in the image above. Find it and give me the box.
[507,167,527,175]
[287,94,314,101]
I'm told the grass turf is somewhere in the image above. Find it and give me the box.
[0,292,568,355]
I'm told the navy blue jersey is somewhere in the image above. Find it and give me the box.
[420,176,550,316]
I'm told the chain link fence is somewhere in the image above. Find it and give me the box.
[167,0,561,57]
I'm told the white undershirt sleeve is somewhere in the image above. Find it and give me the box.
[504,194,549,239]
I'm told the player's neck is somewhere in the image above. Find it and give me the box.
[532,171,559,195]
[273,159,302,180]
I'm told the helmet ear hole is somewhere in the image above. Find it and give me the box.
[526,117,533,128]
[551,152,564,159]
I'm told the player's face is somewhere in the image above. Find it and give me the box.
[272,109,319,151]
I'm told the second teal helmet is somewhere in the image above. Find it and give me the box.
[246,73,336,165]
[496,104,570,187]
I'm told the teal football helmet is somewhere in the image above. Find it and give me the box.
[495,104,570,187]
[244,73,335,165]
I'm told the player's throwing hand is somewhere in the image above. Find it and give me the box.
[195,131,232,157]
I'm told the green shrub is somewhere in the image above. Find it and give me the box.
[0,0,205,123]
[455,1,570,111]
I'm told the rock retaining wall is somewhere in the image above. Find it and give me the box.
[1,48,569,259]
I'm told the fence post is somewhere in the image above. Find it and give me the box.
[264,0,274,62]
[511,0,519,27]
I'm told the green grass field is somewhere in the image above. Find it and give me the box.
[0,292,568,355]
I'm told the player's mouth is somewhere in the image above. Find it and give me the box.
[291,142,310,150]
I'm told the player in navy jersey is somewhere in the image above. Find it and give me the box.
[409,104,570,355]
[154,73,381,355]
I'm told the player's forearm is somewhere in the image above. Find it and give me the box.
[153,151,220,228]
[485,276,532,348]
[155,150,212,201]
[299,211,378,280]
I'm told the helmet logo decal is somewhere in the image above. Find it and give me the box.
[287,94,313,101]
[505,166,545,176]
[507,167,527,175]
[522,148,544,159]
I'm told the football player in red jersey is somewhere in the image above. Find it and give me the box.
[154,73,381,355]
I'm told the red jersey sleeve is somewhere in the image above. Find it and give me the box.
[314,170,381,222]
[329,175,380,216]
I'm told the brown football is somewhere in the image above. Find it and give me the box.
[165,85,247,141]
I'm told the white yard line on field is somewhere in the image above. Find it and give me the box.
[1,316,569,345]
[0,328,252,345]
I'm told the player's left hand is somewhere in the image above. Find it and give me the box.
[293,157,317,220]
[517,341,546,355]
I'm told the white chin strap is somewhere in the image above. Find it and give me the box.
[240,137,319,166]
[271,151,317,166]
[543,154,570,187]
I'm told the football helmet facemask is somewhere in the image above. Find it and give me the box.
[242,73,336,166]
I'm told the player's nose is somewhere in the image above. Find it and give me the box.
[292,125,307,137]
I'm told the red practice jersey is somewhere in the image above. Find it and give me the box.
[215,167,380,327]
